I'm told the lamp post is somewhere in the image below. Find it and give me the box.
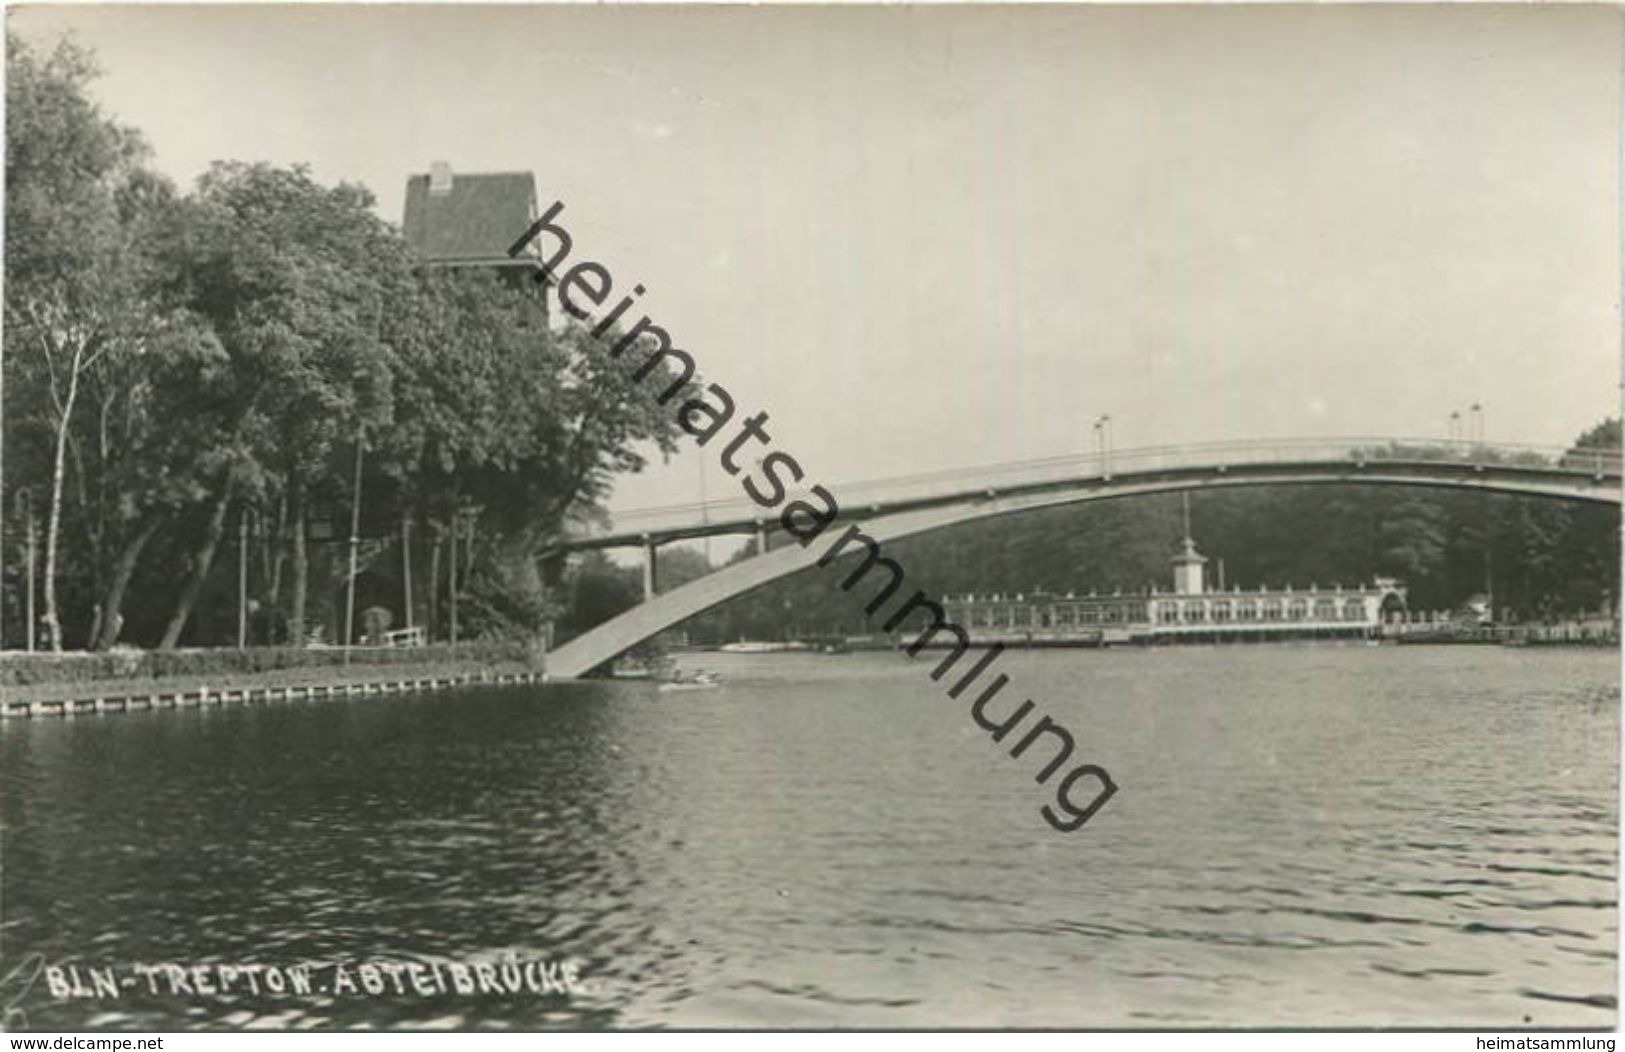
[1095,414,1113,477]
[344,298,384,658]
[401,515,413,636]
[344,428,365,663]
[1469,402,1484,446]
[448,511,459,648]
[237,505,249,649]
[752,456,766,558]
[1448,410,1462,446]
[698,455,711,566]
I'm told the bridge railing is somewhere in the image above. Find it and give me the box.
[594,436,1621,539]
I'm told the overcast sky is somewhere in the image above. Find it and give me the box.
[12,4,1621,547]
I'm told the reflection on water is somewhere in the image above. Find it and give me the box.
[1,646,1616,1029]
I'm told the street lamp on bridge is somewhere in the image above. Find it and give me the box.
[697,455,711,566]
[1094,414,1113,477]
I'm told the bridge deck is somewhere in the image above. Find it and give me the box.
[542,439,1620,678]
[556,437,1621,552]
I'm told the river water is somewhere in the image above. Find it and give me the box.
[1,645,1616,1030]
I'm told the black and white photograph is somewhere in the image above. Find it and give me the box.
[0,1,1619,1037]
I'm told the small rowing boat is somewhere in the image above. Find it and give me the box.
[657,670,721,692]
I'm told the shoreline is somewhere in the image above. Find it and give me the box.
[693,621,1621,654]
[0,657,544,720]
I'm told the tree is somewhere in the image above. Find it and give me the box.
[377,282,694,640]
[158,162,404,648]
[4,36,701,651]
[1553,418,1622,617]
[4,34,169,650]
[556,552,641,642]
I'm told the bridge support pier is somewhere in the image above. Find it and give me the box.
[642,539,658,601]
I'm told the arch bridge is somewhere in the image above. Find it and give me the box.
[542,437,1621,679]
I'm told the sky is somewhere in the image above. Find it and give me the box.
[10,3,1622,555]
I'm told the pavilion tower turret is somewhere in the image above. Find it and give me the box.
[1171,492,1207,596]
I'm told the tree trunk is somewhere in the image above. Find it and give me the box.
[289,490,308,647]
[93,518,159,650]
[40,356,83,652]
[427,524,442,642]
[260,493,286,644]
[157,482,232,650]
[262,493,285,607]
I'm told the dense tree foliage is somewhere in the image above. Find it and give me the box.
[2,34,686,650]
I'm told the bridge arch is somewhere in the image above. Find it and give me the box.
[545,454,1620,678]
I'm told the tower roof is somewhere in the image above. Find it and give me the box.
[402,165,539,267]
[1172,535,1207,565]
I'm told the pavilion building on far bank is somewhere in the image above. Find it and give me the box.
[941,528,1414,647]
